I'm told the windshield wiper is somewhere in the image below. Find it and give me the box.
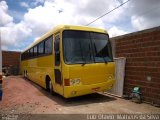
[88,44,92,61]
[79,40,86,66]
[93,43,107,64]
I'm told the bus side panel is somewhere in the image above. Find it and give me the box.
[21,55,54,89]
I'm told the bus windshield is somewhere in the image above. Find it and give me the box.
[62,30,113,64]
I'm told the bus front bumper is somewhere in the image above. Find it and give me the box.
[63,79,115,98]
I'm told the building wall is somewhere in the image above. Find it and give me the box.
[2,51,21,75]
[111,26,160,105]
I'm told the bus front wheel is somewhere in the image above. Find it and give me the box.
[23,71,26,78]
[46,76,54,95]
[24,70,27,78]
[49,81,54,95]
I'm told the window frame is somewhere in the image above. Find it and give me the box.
[21,35,53,61]
[44,36,53,55]
[54,35,60,66]
[62,30,113,65]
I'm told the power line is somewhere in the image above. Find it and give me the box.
[85,0,131,26]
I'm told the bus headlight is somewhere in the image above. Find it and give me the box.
[70,78,81,85]
[75,79,80,84]
[70,79,75,85]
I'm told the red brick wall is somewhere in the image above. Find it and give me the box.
[2,51,21,74]
[112,26,160,105]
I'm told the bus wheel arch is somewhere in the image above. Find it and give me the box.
[23,70,26,78]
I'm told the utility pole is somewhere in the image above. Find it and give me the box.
[0,29,3,100]
[0,30,2,75]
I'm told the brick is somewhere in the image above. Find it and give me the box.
[126,70,146,76]
[2,51,21,68]
[146,51,160,56]
[124,79,137,85]
[149,93,160,100]
[147,56,160,61]
[143,97,153,103]
[151,88,160,93]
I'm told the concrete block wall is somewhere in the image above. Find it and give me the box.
[111,26,160,105]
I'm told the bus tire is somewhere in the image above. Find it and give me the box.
[26,71,28,79]
[24,71,26,78]
[24,70,27,79]
[46,76,54,95]
[49,80,54,95]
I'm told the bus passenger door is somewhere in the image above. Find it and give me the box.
[53,34,63,95]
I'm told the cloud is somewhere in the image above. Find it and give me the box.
[0,1,32,50]
[108,26,127,37]
[1,22,32,50]
[20,2,29,8]
[1,0,160,51]
[0,1,13,26]
[75,0,123,23]
[129,0,160,30]
[31,0,45,6]
[1,0,125,50]
[22,0,112,37]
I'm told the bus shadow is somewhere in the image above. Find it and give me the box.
[59,93,117,107]
[24,77,117,107]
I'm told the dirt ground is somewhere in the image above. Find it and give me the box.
[0,76,159,114]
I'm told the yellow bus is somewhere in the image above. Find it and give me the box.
[21,25,115,98]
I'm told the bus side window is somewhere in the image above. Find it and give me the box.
[54,35,60,66]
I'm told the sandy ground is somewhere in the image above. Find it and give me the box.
[0,76,159,115]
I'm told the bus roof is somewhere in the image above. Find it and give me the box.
[22,25,108,53]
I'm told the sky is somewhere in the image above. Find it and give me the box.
[0,0,160,51]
